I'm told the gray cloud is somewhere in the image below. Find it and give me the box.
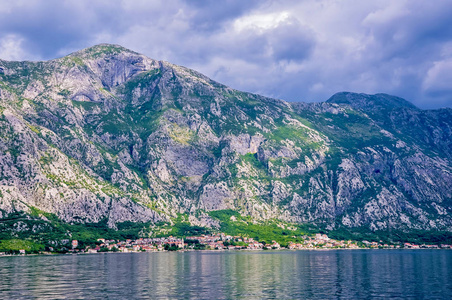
[0,0,451,108]
[184,0,262,32]
[267,18,315,63]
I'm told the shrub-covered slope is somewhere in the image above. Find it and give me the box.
[0,44,451,236]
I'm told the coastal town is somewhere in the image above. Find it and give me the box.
[39,233,452,255]
[1,233,452,256]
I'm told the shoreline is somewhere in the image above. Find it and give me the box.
[1,247,450,258]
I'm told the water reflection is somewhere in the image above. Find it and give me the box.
[0,250,451,299]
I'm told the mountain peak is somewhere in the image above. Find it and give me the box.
[1,44,452,241]
[327,92,418,111]
[69,43,139,59]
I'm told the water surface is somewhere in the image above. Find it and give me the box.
[1,250,451,299]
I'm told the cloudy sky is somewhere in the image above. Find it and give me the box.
[0,0,451,108]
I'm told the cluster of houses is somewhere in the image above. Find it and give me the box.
[61,233,452,253]
[75,234,282,253]
[80,236,185,253]
[359,240,452,249]
[402,243,451,249]
[285,234,452,250]
[184,234,281,250]
[2,233,452,255]
[287,234,361,249]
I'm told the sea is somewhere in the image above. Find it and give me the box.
[1,249,451,299]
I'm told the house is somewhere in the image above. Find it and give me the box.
[315,234,330,242]
[71,240,78,249]
[107,245,118,251]
[271,241,280,249]
[247,242,263,250]
[142,246,156,252]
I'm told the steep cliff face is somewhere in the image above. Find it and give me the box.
[0,44,451,232]
[293,95,452,230]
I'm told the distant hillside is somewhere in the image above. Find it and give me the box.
[0,44,451,242]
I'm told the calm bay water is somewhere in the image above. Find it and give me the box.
[1,250,451,299]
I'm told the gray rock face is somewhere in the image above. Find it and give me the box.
[0,44,451,232]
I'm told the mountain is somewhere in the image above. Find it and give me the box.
[0,44,451,240]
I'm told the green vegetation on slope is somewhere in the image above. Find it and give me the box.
[0,239,44,254]
[328,226,452,245]
[208,209,318,246]
[0,211,151,251]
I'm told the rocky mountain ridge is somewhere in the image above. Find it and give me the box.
[0,44,451,234]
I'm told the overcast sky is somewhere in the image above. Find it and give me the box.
[0,0,451,109]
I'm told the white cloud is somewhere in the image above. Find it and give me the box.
[0,34,36,61]
[423,59,452,95]
[233,11,291,31]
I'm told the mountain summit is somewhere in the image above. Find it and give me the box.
[0,44,451,237]
[327,92,418,110]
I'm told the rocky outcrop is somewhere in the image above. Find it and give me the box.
[0,44,451,232]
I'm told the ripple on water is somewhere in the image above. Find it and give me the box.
[0,250,451,299]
